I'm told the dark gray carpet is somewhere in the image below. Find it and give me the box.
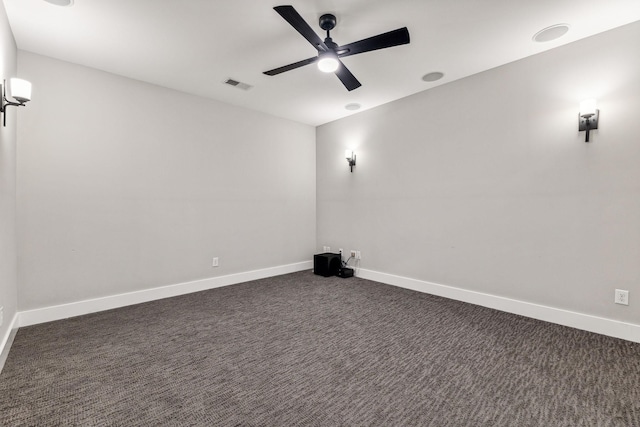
[1,271,639,426]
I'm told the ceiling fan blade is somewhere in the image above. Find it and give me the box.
[274,5,328,52]
[337,27,410,58]
[335,60,362,91]
[264,56,319,76]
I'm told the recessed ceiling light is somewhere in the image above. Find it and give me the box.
[43,0,74,6]
[532,24,570,42]
[422,72,444,82]
[345,103,361,111]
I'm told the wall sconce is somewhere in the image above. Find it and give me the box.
[345,150,356,172]
[579,99,599,142]
[1,78,32,127]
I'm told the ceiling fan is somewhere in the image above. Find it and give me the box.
[263,5,410,91]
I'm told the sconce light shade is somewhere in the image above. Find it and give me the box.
[345,150,356,172]
[579,99,597,116]
[578,99,599,143]
[10,78,32,103]
[1,78,32,127]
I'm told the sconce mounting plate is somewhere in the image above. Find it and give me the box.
[579,109,599,131]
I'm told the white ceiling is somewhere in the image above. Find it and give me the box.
[4,0,640,126]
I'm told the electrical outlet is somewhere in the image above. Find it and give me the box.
[323,246,330,252]
[350,250,357,258]
[0,306,3,327]
[614,289,629,305]
[212,257,219,267]
[356,251,361,260]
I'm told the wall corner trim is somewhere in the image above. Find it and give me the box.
[0,313,19,373]
[356,268,640,344]
[17,261,312,328]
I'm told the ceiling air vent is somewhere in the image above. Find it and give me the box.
[224,78,253,91]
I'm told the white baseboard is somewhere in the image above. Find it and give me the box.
[0,313,19,372]
[356,268,640,344]
[12,261,639,344]
[18,261,312,328]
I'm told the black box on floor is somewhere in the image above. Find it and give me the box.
[313,252,341,277]
[337,267,354,278]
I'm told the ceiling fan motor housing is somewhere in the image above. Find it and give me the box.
[319,14,336,31]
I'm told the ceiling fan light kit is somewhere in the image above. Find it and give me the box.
[264,5,410,91]
[318,52,339,73]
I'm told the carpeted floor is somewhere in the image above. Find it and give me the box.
[1,271,639,426]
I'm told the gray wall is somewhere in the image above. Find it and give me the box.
[0,2,18,339]
[17,52,316,310]
[317,22,640,324]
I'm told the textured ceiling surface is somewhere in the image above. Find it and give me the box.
[4,0,640,125]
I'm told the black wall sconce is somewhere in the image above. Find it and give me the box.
[1,78,32,127]
[345,150,356,172]
[579,99,599,142]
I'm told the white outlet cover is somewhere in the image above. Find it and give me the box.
[614,289,629,305]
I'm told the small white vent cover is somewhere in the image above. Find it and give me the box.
[224,78,253,91]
